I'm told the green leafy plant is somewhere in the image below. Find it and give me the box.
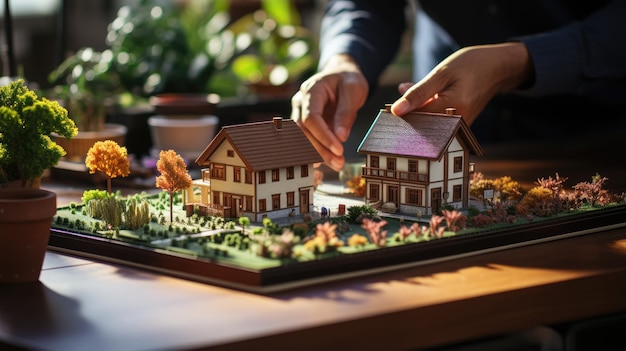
[48,48,119,131]
[0,79,77,187]
[228,0,317,91]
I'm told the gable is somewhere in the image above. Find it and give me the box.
[357,108,482,160]
[196,118,323,170]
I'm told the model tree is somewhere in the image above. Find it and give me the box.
[85,140,131,194]
[155,149,192,223]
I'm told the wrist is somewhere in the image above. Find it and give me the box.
[323,54,363,74]
[500,42,535,91]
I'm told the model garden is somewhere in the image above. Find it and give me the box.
[49,140,626,290]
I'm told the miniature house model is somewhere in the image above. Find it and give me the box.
[191,117,323,222]
[357,105,483,215]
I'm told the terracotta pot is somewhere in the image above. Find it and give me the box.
[0,188,57,283]
[51,123,128,162]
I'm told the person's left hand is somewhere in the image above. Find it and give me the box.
[391,42,533,125]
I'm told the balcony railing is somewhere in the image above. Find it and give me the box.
[362,166,427,182]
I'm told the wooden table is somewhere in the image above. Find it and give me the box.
[3,130,626,351]
[1,226,625,351]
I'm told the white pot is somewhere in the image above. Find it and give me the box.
[148,115,219,160]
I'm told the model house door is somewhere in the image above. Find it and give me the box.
[388,186,399,207]
[431,188,442,214]
[299,189,310,213]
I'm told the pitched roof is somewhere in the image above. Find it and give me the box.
[195,117,323,171]
[357,108,483,160]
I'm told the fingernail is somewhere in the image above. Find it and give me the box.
[330,143,343,156]
[335,126,348,141]
[330,158,343,171]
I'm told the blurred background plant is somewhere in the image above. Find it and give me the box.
[226,0,317,97]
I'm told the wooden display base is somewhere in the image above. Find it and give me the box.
[49,204,626,294]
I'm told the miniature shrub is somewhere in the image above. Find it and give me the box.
[124,198,150,230]
[467,206,480,217]
[346,205,377,223]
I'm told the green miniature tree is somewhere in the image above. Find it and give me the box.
[0,79,78,187]
[155,150,192,223]
[85,140,131,194]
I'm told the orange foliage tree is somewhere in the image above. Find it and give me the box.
[155,150,192,223]
[85,140,130,194]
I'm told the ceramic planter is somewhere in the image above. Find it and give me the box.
[0,188,57,283]
[148,115,219,161]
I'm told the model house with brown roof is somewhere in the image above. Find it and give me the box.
[357,105,483,215]
[191,117,323,222]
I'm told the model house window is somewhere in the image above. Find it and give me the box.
[453,184,462,201]
[454,156,463,173]
[286,191,295,206]
[272,169,280,182]
[286,166,294,179]
[406,188,422,205]
[258,171,266,184]
[245,170,252,184]
[408,159,418,181]
[371,156,379,168]
[233,167,241,182]
[259,199,266,212]
[301,165,308,177]
[211,164,225,180]
[213,191,220,205]
[272,194,280,210]
[387,157,396,177]
[227,150,234,157]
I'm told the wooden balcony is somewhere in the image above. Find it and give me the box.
[361,166,427,183]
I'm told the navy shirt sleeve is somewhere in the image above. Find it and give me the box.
[318,0,407,92]
[517,0,626,101]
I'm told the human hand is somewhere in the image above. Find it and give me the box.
[391,42,533,125]
[291,54,368,172]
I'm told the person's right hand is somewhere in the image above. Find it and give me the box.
[291,54,369,172]
[391,42,533,125]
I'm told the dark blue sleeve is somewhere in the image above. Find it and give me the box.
[518,0,626,101]
[319,0,408,92]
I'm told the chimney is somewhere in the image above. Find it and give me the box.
[384,104,392,113]
[273,116,283,130]
[445,108,457,116]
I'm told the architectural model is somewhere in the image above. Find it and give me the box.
[191,117,323,222]
[358,106,482,215]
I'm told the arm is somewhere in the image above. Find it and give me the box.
[392,0,626,124]
[518,0,626,100]
[292,0,408,172]
[319,0,407,92]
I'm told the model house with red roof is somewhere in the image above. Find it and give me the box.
[357,105,483,215]
[191,117,323,222]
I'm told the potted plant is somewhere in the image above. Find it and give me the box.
[0,79,77,283]
[48,47,128,162]
[104,0,230,159]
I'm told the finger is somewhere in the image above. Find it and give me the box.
[391,72,449,116]
[300,122,345,172]
[333,93,359,143]
[290,91,303,123]
[300,88,344,158]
